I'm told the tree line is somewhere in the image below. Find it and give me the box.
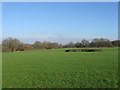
[2,37,120,52]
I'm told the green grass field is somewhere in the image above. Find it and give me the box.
[2,48,118,88]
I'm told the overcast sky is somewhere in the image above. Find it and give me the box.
[2,2,118,44]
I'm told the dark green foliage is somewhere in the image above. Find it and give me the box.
[65,49,102,52]
[111,40,120,47]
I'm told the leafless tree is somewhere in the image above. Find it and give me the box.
[2,37,24,52]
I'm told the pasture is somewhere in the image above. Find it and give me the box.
[2,48,118,88]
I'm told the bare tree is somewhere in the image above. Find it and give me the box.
[2,37,24,52]
[91,38,113,47]
[33,41,43,49]
[75,42,82,48]
[91,38,100,47]
[81,39,89,47]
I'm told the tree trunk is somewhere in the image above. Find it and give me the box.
[11,48,14,52]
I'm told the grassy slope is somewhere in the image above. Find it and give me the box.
[2,48,118,88]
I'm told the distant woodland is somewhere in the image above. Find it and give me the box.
[1,37,120,52]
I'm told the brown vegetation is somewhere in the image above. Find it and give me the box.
[2,37,120,52]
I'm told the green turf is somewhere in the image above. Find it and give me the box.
[2,48,118,88]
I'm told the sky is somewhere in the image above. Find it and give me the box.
[2,2,118,44]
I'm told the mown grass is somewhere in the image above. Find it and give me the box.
[2,48,118,88]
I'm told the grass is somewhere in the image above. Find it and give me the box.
[2,47,118,88]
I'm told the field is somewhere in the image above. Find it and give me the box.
[2,48,118,88]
